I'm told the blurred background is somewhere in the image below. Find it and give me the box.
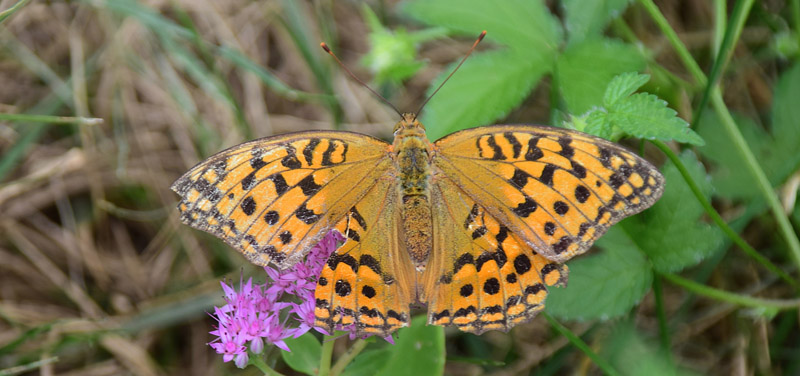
[1,0,799,375]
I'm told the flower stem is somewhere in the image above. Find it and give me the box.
[661,273,800,310]
[652,274,671,353]
[318,335,336,376]
[249,354,285,376]
[330,339,369,376]
[543,312,621,376]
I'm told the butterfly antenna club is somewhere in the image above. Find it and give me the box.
[321,42,403,117]
[415,30,486,116]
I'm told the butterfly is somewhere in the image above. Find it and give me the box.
[172,111,664,337]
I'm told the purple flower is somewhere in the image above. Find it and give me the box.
[209,229,393,367]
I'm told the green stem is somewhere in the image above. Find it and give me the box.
[249,354,285,376]
[710,90,800,271]
[652,274,671,352]
[318,335,336,376]
[652,141,799,290]
[0,113,103,125]
[662,273,800,310]
[543,312,621,376]
[638,0,706,85]
[330,339,369,376]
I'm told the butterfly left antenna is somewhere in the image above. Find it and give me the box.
[320,43,404,118]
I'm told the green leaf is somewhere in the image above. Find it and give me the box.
[281,334,321,375]
[401,0,562,55]
[604,322,702,376]
[360,5,446,85]
[342,347,393,376]
[555,38,646,115]
[546,227,653,320]
[563,0,632,44]
[377,316,445,376]
[769,62,800,182]
[607,92,704,145]
[621,151,724,273]
[603,72,650,108]
[421,50,550,141]
[581,110,612,139]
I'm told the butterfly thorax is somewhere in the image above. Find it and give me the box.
[392,113,433,271]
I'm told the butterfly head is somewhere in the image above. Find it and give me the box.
[394,113,425,134]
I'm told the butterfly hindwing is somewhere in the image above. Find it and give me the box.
[171,131,392,268]
[433,125,664,263]
[423,176,568,334]
[314,176,417,337]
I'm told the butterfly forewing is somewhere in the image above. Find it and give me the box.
[171,131,392,268]
[433,125,665,263]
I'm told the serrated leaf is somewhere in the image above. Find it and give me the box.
[604,322,702,376]
[621,151,724,272]
[422,50,549,140]
[377,316,445,376]
[582,110,613,139]
[281,334,321,375]
[546,227,653,321]
[603,72,650,108]
[556,38,646,115]
[342,347,393,376]
[401,0,562,55]
[563,0,633,44]
[608,92,704,145]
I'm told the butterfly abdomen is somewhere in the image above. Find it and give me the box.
[393,115,434,271]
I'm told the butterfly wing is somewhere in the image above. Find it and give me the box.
[314,176,417,337]
[171,131,393,268]
[432,125,664,264]
[423,176,568,334]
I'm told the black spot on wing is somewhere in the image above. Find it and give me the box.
[538,165,556,186]
[269,174,289,195]
[241,197,256,215]
[295,203,321,224]
[464,204,479,229]
[471,226,488,240]
[510,168,530,188]
[503,132,522,159]
[303,138,320,166]
[486,135,505,160]
[512,196,538,217]
[350,207,367,230]
[359,254,382,275]
[241,172,257,190]
[454,253,475,274]
[525,136,543,161]
[558,137,574,159]
[298,174,322,196]
[281,145,302,169]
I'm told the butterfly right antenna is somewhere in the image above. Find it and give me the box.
[415,30,486,116]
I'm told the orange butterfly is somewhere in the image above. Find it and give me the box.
[172,34,664,337]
